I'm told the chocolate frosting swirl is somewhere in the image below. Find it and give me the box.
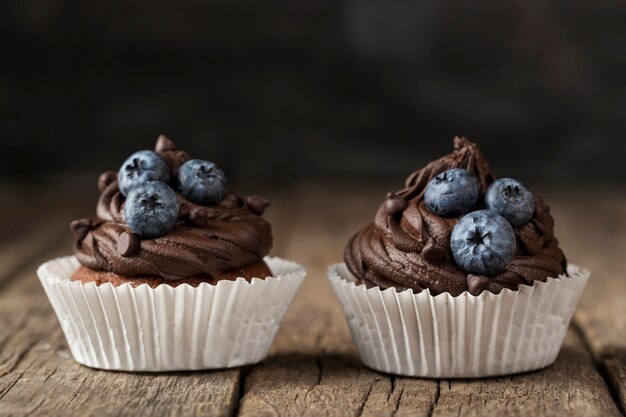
[72,136,273,281]
[344,137,566,296]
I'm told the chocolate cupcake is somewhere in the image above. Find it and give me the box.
[328,138,589,378]
[38,136,305,371]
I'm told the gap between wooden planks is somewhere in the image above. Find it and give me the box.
[0,186,624,417]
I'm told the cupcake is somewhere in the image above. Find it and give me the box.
[38,135,305,371]
[328,137,589,378]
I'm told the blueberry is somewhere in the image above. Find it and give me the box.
[450,210,516,276]
[124,181,179,238]
[177,159,227,205]
[484,178,535,227]
[424,168,480,217]
[118,150,171,196]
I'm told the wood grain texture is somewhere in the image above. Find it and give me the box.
[432,330,620,417]
[0,186,624,417]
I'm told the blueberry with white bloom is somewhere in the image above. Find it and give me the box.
[484,178,535,227]
[424,168,479,217]
[124,181,179,238]
[177,159,227,205]
[450,210,516,276]
[118,150,171,196]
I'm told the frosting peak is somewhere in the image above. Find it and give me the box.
[344,137,566,296]
[73,137,273,280]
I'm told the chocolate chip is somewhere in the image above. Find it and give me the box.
[70,219,92,241]
[117,232,140,257]
[466,274,491,296]
[189,207,208,226]
[246,195,270,215]
[384,192,408,214]
[155,134,177,152]
[222,194,243,208]
[97,171,117,192]
[155,134,189,174]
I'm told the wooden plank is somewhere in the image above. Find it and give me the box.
[238,185,623,417]
[549,190,626,414]
[0,209,241,417]
[431,330,620,417]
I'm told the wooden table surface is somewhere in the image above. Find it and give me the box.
[0,184,625,417]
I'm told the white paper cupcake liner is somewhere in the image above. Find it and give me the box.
[38,256,305,372]
[328,263,589,378]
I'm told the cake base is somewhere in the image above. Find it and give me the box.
[71,261,272,288]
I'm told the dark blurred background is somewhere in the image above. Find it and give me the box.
[1,0,625,196]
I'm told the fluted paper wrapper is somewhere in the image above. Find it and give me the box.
[38,256,305,371]
[328,263,589,378]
